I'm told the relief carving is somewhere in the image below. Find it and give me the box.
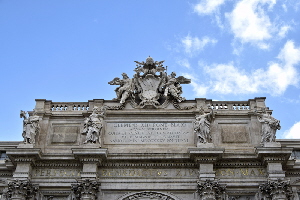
[20,110,40,144]
[82,106,106,145]
[108,56,191,108]
[118,191,180,200]
[194,107,215,145]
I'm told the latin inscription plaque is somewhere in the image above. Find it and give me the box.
[104,122,193,145]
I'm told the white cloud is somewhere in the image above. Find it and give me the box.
[194,0,226,15]
[278,25,291,38]
[190,41,300,96]
[282,3,287,12]
[284,122,300,139]
[226,0,274,41]
[181,35,217,56]
[225,0,282,49]
[182,73,209,96]
[177,58,191,69]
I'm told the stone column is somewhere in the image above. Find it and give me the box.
[6,148,41,180]
[189,148,224,181]
[72,148,107,200]
[256,146,293,200]
[256,146,292,180]
[189,148,225,199]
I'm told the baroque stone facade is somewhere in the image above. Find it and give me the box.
[0,57,300,200]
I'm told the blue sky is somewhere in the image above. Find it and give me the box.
[0,0,300,141]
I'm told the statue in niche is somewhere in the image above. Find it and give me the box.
[109,73,133,104]
[255,108,281,143]
[163,71,185,102]
[82,106,106,145]
[194,106,214,145]
[20,110,40,144]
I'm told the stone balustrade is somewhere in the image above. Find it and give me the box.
[50,103,89,111]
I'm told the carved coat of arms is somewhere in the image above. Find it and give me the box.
[109,56,191,109]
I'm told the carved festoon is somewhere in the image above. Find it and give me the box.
[255,108,281,144]
[5,179,39,199]
[197,180,226,200]
[20,110,40,144]
[194,106,215,145]
[108,56,191,108]
[258,179,293,200]
[71,179,100,200]
[82,106,106,145]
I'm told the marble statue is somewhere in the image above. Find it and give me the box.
[163,72,185,102]
[109,73,133,104]
[255,108,281,143]
[194,107,214,145]
[82,106,106,145]
[108,56,191,108]
[20,110,40,144]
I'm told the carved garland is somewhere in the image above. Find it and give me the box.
[172,99,196,110]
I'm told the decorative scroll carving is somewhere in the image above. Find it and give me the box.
[82,106,106,145]
[119,191,181,200]
[258,179,293,200]
[197,180,226,200]
[194,107,215,145]
[20,110,40,144]
[254,107,280,144]
[71,179,100,200]
[108,56,191,108]
[5,179,39,199]
[172,99,196,110]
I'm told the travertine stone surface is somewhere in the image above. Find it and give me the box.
[0,59,299,199]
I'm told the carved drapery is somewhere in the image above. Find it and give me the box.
[258,179,293,200]
[197,180,226,200]
[71,179,100,200]
[5,179,39,200]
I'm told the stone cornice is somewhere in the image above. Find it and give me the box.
[188,148,224,164]
[5,148,42,164]
[72,148,107,164]
[255,147,293,165]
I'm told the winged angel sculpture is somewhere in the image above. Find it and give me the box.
[108,56,191,108]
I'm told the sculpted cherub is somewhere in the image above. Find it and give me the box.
[108,73,133,104]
